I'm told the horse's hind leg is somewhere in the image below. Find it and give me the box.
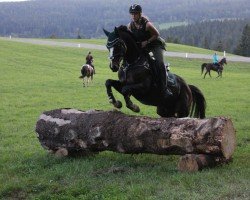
[105,79,123,109]
[204,71,208,79]
[87,77,90,86]
[157,106,175,117]
[176,103,189,118]
[83,77,86,87]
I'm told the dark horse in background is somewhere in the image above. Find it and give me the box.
[79,64,94,87]
[201,58,227,79]
[103,26,206,118]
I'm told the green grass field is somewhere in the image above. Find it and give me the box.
[0,39,249,199]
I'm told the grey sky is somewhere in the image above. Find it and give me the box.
[0,0,29,2]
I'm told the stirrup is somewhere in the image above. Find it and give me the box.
[165,88,173,96]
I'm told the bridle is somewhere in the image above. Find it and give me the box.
[107,38,127,58]
[107,38,128,71]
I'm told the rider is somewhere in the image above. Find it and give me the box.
[127,4,172,98]
[86,51,95,73]
[213,52,220,67]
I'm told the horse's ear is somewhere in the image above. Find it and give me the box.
[103,29,110,37]
[114,26,119,35]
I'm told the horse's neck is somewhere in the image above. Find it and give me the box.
[125,52,142,64]
[123,37,141,64]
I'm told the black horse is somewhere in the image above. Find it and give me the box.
[104,26,206,118]
[201,58,227,79]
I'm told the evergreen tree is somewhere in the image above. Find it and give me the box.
[203,36,210,49]
[235,24,250,56]
[215,40,223,51]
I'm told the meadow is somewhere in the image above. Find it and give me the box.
[0,39,249,199]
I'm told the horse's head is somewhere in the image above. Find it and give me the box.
[104,26,140,72]
[103,27,128,72]
[220,57,227,65]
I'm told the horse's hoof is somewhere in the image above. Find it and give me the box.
[127,104,140,113]
[114,100,122,109]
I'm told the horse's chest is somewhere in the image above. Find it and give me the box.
[119,70,143,84]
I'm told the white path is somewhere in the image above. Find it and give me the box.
[1,37,250,63]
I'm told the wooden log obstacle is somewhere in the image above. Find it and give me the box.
[35,108,236,172]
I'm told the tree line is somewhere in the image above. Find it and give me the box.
[0,0,249,56]
[160,19,250,56]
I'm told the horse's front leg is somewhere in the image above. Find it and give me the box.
[216,71,220,78]
[209,71,212,78]
[105,79,123,109]
[121,83,145,113]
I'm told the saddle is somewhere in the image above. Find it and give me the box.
[121,55,177,90]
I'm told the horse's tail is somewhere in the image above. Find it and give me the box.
[201,63,206,75]
[189,85,206,119]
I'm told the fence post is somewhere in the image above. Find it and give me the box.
[186,53,188,58]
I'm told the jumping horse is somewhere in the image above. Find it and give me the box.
[79,64,94,87]
[201,58,227,79]
[104,26,206,118]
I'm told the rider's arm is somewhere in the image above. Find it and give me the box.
[127,23,131,31]
[141,22,159,48]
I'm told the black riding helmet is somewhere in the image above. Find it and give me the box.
[129,4,142,14]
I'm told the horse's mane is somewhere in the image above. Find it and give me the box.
[116,25,138,42]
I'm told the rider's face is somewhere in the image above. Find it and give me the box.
[130,13,141,23]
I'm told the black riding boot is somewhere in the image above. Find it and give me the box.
[159,64,173,98]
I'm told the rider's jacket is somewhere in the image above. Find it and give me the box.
[86,55,93,65]
[213,54,219,64]
[129,17,165,50]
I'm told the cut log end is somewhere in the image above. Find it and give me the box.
[221,119,236,159]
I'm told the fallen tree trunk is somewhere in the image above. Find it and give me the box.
[35,108,236,161]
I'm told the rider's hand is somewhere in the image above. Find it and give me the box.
[141,41,148,48]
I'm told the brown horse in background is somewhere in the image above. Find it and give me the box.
[201,57,227,78]
[79,64,94,87]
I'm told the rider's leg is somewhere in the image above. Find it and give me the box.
[151,47,172,97]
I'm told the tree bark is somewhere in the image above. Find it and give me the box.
[35,108,236,160]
